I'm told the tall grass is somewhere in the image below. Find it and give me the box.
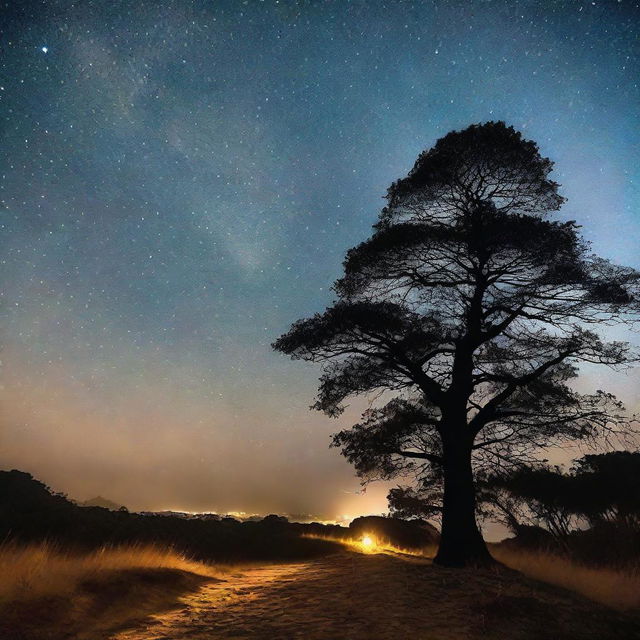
[0,541,223,604]
[492,546,640,610]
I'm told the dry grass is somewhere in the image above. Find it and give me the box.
[303,532,437,558]
[114,550,640,640]
[0,541,224,604]
[0,542,232,640]
[2,541,638,639]
[492,546,640,611]
[308,534,640,612]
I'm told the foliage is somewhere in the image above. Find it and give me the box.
[481,466,581,538]
[0,470,339,563]
[274,121,639,566]
[387,486,443,520]
[570,451,640,529]
[480,451,640,538]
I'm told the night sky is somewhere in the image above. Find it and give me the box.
[2,1,639,522]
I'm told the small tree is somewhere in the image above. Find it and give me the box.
[274,122,638,567]
[481,466,581,539]
[571,451,640,529]
[480,452,640,539]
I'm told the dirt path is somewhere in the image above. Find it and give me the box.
[112,551,640,640]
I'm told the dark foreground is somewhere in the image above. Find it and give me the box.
[114,551,640,640]
[8,550,637,640]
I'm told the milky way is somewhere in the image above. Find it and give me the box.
[1,0,638,520]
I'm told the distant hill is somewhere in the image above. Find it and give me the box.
[78,496,126,511]
[0,469,74,515]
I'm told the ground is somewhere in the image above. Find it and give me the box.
[109,551,638,640]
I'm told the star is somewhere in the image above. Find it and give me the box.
[0,0,637,525]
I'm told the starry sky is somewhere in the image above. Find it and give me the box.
[1,0,639,522]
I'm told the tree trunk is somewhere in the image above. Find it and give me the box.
[433,439,494,568]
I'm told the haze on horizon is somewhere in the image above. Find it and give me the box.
[1,1,639,521]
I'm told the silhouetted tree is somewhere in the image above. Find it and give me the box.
[480,452,640,541]
[387,486,443,521]
[482,466,580,539]
[571,451,640,529]
[475,474,529,536]
[273,122,639,567]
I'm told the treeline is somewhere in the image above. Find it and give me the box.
[0,470,436,561]
[0,470,333,562]
[479,451,640,566]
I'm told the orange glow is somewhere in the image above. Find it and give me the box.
[361,535,375,550]
[303,533,436,559]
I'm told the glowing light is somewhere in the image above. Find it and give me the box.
[361,535,375,549]
[41,46,48,53]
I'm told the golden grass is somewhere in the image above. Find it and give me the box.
[302,532,437,558]
[0,542,235,640]
[0,541,224,604]
[307,534,640,611]
[491,546,640,610]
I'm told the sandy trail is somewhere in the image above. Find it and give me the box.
[112,551,640,640]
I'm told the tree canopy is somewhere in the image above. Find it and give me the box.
[274,122,639,567]
[478,451,640,539]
